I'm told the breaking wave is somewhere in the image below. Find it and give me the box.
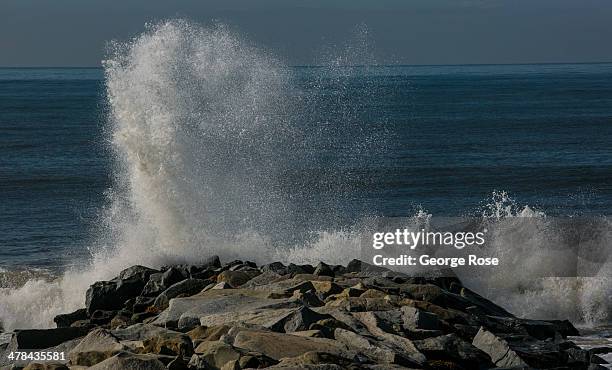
[0,21,609,331]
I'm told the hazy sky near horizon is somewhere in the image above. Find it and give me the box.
[2,0,612,67]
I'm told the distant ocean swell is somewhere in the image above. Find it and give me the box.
[0,20,610,331]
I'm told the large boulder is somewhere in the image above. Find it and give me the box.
[228,328,353,361]
[86,281,142,315]
[68,328,127,367]
[87,352,167,370]
[334,328,419,366]
[2,327,89,352]
[472,327,569,369]
[414,333,494,370]
[153,289,296,329]
[352,311,426,366]
[53,308,88,328]
[217,270,261,288]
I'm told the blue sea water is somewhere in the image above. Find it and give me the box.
[1,64,612,270]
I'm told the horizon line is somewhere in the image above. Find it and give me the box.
[2,61,612,69]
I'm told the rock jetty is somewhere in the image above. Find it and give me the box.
[1,257,609,369]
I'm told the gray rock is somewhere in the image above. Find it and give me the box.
[153,289,296,329]
[228,328,353,361]
[4,327,89,351]
[87,352,167,370]
[261,262,288,275]
[118,265,159,282]
[112,323,181,342]
[472,327,568,369]
[414,333,494,369]
[334,328,418,367]
[86,276,147,315]
[352,311,426,366]
[400,306,440,330]
[68,328,127,367]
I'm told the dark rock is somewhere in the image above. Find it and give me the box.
[472,326,569,369]
[287,263,315,275]
[2,327,89,352]
[261,261,288,275]
[401,306,440,331]
[153,279,212,310]
[345,259,390,275]
[314,262,335,277]
[90,309,116,325]
[118,265,159,281]
[414,333,494,370]
[273,306,333,333]
[86,274,148,315]
[132,296,156,313]
[54,308,88,328]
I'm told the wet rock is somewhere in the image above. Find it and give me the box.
[132,296,156,313]
[86,275,148,314]
[118,265,159,282]
[262,262,288,275]
[90,309,116,325]
[141,267,186,297]
[287,263,315,275]
[53,308,88,328]
[3,327,89,352]
[313,262,334,277]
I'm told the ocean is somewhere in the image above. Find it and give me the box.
[2,64,612,270]
[0,23,610,341]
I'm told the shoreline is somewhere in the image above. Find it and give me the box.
[1,257,610,369]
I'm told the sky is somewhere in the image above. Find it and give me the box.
[2,0,612,67]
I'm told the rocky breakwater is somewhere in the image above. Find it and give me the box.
[1,257,610,369]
